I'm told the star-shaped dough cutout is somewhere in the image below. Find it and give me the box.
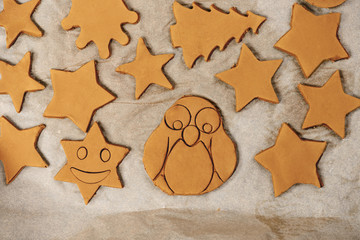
[255,123,326,197]
[298,70,360,138]
[0,116,47,184]
[43,60,116,132]
[216,44,282,112]
[0,0,43,48]
[116,38,174,99]
[0,52,45,113]
[55,122,130,204]
[274,4,348,78]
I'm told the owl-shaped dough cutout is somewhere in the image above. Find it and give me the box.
[143,96,237,195]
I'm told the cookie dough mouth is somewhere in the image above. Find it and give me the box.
[70,167,110,184]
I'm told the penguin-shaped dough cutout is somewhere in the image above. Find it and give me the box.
[143,96,237,195]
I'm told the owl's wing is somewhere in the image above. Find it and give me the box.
[211,128,237,182]
[143,125,169,180]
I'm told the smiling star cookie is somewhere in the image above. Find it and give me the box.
[143,96,237,195]
[55,122,130,204]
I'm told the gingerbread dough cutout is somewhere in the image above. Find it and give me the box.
[0,52,45,113]
[0,0,43,48]
[274,4,348,78]
[0,116,47,184]
[255,123,326,197]
[170,1,266,68]
[305,0,347,8]
[43,60,116,132]
[298,70,360,139]
[143,96,237,195]
[216,44,282,112]
[62,0,139,59]
[55,122,129,204]
[116,38,174,99]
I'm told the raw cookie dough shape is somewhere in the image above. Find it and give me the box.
[216,44,282,112]
[304,0,347,8]
[0,0,43,48]
[0,116,47,184]
[298,70,360,139]
[274,4,349,78]
[0,52,45,113]
[170,1,266,68]
[116,38,174,99]
[43,60,116,132]
[255,123,326,197]
[143,96,237,195]
[55,122,130,205]
[62,0,139,59]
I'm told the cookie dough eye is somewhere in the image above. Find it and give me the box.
[77,147,88,160]
[195,108,221,134]
[164,104,191,130]
[100,148,111,162]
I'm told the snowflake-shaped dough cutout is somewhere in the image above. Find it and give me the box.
[62,0,139,59]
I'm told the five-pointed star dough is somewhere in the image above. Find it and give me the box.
[216,44,282,112]
[116,38,174,99]
[54,122,129,204]
[255,123,327,197]
[0,116,47,184]
[43,60,116,132]
[0,52,45,113]
[274,4,349,78]
[0,0,42,48]
[298,70,360,139]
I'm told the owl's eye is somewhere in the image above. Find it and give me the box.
[195,107,220,134]
[164,104,191,130]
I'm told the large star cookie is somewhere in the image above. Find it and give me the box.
[116,38,174,99]
[55,122,129,204]
[0,52,44,112]
[43,60,116,132]
[0,116,47,184]
[0,0,42,48]
[216,44,282,112]
[255,123,327,197]
[274,4,348,78]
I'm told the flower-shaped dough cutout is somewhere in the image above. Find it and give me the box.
[62,0,139,59]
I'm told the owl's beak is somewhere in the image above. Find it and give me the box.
[182,125,200,146]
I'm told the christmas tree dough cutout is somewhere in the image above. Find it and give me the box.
[43,60,116,132]
[170,1,266,68]
[274,4,348,78]
[216,44,282,112]
[298,70,360,139]
[143,96,237,195]
[116,38,174,99]
[305,0,347,8]
[55,122,129,204]
[0,0,43,48]
[0,52,45,113]
[255,123,326,197]
[0,116,47,184]
[62,0,139,59]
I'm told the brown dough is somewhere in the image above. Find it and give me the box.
[170,1,266,68]
[255,123,327,197]
[298,70,360,139]
[116,38,174,99]
[62,0,139,59]
[43,60,116,132]
[0,116,47,184]
[305,0,347,8]
[143,96,237,195]
[0,0,42,48]
[216,44,282,112]
[0,52,45,113]
[274,4,348,78]
[54,122,130,205]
